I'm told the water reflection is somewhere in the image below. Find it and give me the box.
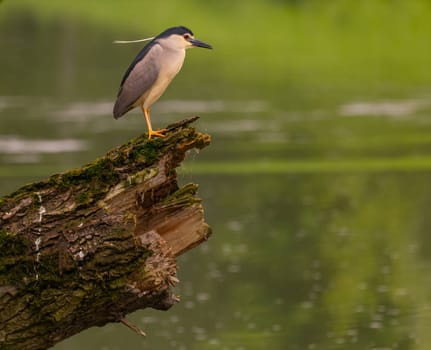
[1,8,431,350]
[0,136,86,155]
[339,99,431,117]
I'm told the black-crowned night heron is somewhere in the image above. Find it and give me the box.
[113,26,212,139]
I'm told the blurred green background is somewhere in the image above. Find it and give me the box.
[1,0,431,349]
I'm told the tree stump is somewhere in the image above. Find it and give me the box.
[0,117,212,350]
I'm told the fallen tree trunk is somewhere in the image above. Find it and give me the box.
[0,117,211,350]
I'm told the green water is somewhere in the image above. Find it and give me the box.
[1,2,431,349]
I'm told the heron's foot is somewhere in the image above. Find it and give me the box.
[148,128,168,139]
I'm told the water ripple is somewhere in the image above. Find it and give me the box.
[0,135,88,154]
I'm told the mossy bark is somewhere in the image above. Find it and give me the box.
[0,117,211,350]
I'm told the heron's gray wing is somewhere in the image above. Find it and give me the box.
[113,44,161,119]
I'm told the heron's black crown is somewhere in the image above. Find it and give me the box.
[157,26,193,39]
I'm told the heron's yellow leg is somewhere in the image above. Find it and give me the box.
[141,107,168,139]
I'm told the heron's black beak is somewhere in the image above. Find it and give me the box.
[188,38,212,49]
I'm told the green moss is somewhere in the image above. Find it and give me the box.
[0,232,33,285]
[38,254,63,279]
[162,183,200,206]
[0,231,63,287]
[77,192,89,204]
[0,229,12,244]
[0,122,207,215]
[31,192,42,209]
[130,138,165,164]
[0,230,26,258]
[48,157,123,207]
[59,157,119,187]
[0,179,49,210]
[126,167,158,188]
